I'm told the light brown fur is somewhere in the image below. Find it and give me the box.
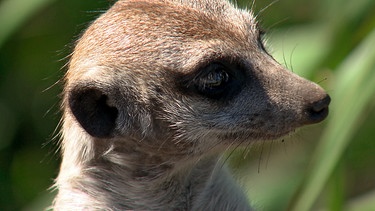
[52,0,330,210]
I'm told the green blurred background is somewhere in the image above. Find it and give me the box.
[0,0,374,210]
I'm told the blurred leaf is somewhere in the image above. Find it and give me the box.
[0,102,17,150]
[0,0,56,48]
[346,190,375,211]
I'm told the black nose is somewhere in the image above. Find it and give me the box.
[307,94,331,123]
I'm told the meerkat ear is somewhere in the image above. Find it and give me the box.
[68,86,119,138]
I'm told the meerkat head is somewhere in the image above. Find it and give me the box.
[63,0,330,159]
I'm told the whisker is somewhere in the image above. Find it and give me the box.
[265,139,274,169]
[220,139,244,169]
[266,17,289,30]
[255,0,279,20]
[282,139,288,155]
[317,77,328,84]
[250,0,256,12]
[43,79,61,93]
[282,39,289,69]
[257,140,265,173]
[242,140,253,159]
[290,44,299,72]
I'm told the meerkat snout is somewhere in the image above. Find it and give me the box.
[53,0,330,210]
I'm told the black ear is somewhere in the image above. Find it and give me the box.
[68,86,118,138]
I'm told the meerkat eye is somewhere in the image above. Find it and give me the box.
[201,67,229,87]
[195,63,231,98]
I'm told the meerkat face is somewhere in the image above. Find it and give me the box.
[65,0,330,156]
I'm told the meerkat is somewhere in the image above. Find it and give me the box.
[52,0,331,210]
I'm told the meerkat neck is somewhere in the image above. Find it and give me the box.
[55,141,224,210]
[54,112,252,210]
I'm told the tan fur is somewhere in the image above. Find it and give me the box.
[52,0,330,210]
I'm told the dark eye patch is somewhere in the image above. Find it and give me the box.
[178,59,246,101]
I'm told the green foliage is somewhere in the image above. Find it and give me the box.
[0,0,374,210]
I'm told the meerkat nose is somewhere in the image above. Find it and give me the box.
[307,94,331,123]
